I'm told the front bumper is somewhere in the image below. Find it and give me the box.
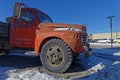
[83,44,92,58]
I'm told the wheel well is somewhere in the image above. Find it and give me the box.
[39,37,63,52]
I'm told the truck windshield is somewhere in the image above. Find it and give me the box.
[37,11,53,23]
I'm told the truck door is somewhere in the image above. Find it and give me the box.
[10,10,36,48]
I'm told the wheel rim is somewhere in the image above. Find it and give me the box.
[46,45,64,67]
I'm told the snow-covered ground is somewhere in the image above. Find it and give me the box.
[0,48,120,80]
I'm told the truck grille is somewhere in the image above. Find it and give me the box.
[82,35,88,44]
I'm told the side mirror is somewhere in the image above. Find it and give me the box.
[13,3,21,19]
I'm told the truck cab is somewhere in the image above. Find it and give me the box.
[10,5,53,49]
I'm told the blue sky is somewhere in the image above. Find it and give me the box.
[0,0,120,34]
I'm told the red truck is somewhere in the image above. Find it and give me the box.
[0,2,91,73]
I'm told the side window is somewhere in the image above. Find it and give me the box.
[38,12,52,23]
[21,11,34,21]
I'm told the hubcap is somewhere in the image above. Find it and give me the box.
[46,46,64,67]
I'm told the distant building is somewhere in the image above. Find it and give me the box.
[89,32,120,40]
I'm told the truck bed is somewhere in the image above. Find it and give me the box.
[0,22,10,50]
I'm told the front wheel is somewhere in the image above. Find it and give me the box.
[41,39,73,73]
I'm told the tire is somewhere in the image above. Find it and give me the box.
[41,39,73,73]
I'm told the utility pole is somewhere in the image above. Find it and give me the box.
[116,27,117,39]
[107,15,115,48]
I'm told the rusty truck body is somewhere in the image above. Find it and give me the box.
[0,2,91,73]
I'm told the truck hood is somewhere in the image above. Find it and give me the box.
[37,23,86,33]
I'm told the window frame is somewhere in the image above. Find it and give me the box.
[20,10,35,22]
[37,11,53,23]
